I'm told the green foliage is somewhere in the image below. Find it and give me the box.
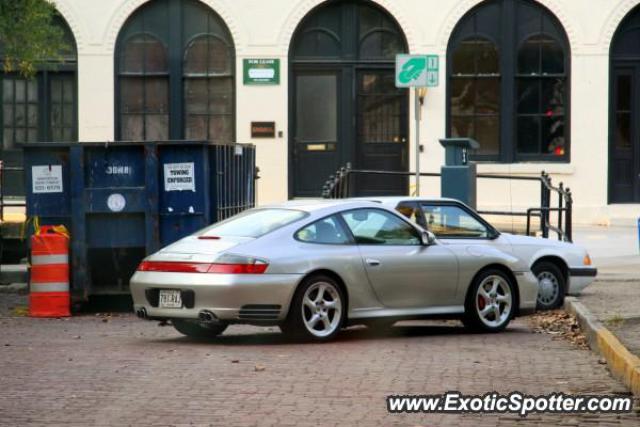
[0,0,70,79]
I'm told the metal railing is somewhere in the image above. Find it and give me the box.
[321,164,573,242]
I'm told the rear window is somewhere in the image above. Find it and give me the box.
[197,208,307,238]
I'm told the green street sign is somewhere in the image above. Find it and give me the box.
[425,55,439,87]
[243,58,280,85]
[395,54,439,88]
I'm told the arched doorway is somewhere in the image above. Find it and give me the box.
[289,0,409,197]
[610,6,640,203]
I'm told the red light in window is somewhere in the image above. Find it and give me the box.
[545,109,554,118]
[554,146,564,156]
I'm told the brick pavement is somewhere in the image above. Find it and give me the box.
[578,279,640,358]
[0,302,638,426]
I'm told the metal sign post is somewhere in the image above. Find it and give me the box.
[414,88,421,195]
[395,54,439,196]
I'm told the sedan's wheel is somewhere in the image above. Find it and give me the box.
[172,319,227,338]
[284,275,344,342]
[463,269,514,332]
[533,261,565,310]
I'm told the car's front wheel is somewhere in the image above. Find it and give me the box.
[463,269,515,332]
[172,319,227,338]
[283,275,345,342]
[533,261,565,310]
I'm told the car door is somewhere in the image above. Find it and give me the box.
[340,208,459,308]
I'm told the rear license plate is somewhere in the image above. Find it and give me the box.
[159,290,182,308]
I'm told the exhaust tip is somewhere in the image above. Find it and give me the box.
[136,307,147,319]
[198,310,217,323]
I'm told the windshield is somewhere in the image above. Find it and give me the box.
[197,208,307,238]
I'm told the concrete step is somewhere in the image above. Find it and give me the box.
[0,264,28,285]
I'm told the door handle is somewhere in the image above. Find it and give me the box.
[365,258,381,266]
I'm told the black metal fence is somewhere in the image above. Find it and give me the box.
[321,164,573,242]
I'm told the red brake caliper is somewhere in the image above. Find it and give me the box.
[477,292,486,310]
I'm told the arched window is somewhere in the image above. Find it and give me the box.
[451,37,500,156]
[183,35,234,141]
[0,14,77,196]
[447,0,570,162]
[118,34,169,140]
[115,0,234,142]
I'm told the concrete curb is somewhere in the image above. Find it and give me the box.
[565,297,640,396]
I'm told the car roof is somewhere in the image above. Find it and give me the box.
[352,196,461,205]
[260,198,382,213]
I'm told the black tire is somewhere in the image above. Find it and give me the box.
[462,268,515,333]
[172,319,227,338]
[533,261,566,310]
[283,274,345,342]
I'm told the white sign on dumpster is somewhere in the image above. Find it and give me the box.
[164,162,195,192]
[32,165,63,193]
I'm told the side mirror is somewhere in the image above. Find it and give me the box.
[421,230,436,246]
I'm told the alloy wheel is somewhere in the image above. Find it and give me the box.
[475,275,513,328]
[301,281,342,338]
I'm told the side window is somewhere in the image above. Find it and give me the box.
[296,215,350,244]
[341,208,420,245]
[395,202,425,227]
[422,204,489,238]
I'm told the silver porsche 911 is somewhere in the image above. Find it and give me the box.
[130,200,538,341]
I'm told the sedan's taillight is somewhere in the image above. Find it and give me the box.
[137,256,268,274]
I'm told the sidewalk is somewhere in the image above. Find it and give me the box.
[571,224,640,358]
[568,223,640,395]
[572,224,639,273]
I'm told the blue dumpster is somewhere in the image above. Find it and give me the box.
[24,141,256,298]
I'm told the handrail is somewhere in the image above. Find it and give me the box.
[321,164,573,242]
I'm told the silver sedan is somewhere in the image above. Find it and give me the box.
[130,200,538,341]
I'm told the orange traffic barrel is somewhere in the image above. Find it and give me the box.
[29,225,71,317]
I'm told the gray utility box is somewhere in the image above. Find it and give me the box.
[439,138,480,209]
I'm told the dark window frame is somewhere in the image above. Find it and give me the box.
[182,33,235,142]
[0,19,78,148]
[0,15,78,197]
[114,0,235,142]
[117,32,170,141]
[608,6,640,204]
[446,0,571,163]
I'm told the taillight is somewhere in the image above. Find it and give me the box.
[137,261,211,273]
[207,263,268,274]
[137,255,268,274]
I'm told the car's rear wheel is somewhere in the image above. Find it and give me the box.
[172,319,227,338]
[533,261,565,310]
[463,269,514,332]
[283,275,345,342]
